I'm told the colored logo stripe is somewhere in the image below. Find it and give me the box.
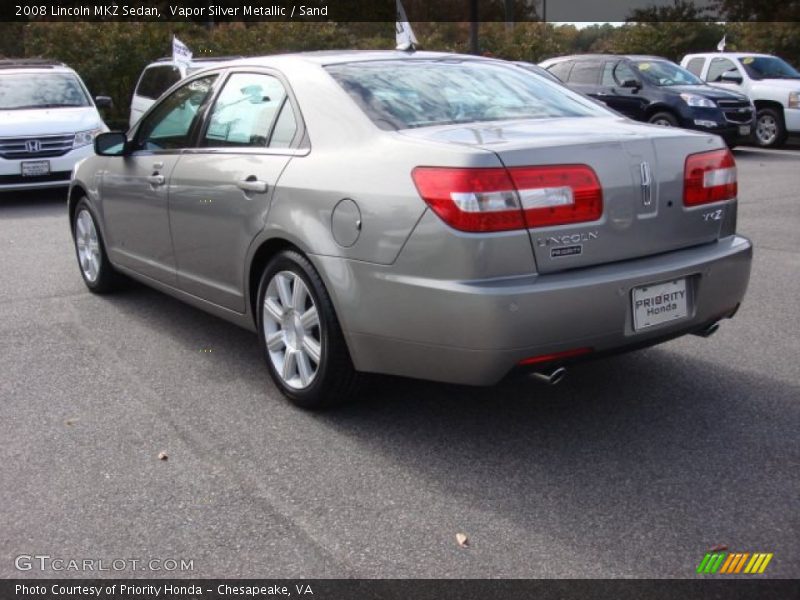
[699,552,773,574]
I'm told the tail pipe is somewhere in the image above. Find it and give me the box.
[530,366,567,386]
[694,321,720,338]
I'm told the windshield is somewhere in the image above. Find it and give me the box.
[634,60,704,86]
[0,72,91,110]
[738,56,800,80]
[326,59,611,130]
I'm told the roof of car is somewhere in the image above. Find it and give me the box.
[542,54,671,63]
[684,52,774,59]
[220,50,490,69]
[0,59,72,72]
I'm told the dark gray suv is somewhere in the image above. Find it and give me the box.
[540,54,756,146]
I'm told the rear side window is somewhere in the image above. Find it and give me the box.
[203,72,288,148]
[685,57,705,76]
[327,60,608,130]
[136,65,182,100]
[707,58,739,83]
[567,61,601,85]
[546,61,573,82]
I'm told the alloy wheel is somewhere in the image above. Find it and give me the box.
[756,114,778,146]
[75,209,101,283]
[262,271,322,389]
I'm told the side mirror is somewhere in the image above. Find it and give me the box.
[95,132,128,156]
[621,79,641,89]
[95,96,113,109]
[720,71,743,84]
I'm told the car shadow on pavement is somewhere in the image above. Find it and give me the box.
[90,283,799,576]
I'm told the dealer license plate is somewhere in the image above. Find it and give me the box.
[739,125,751,136]
[21,160,50,177]
[632,278,689,331]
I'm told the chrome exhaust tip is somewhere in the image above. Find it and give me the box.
[694,322,720,338]
[530,366,567,386]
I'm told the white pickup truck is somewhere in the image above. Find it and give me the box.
[681,52,800,148]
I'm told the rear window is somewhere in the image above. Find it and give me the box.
[326,60,609,131]
[136,65,182,100]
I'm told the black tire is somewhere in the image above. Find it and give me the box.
[754,107,787,148]
[648,111,678,127]
[256,249,361,409]
[72,198,119,294]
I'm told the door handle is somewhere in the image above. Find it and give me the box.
[236,177,269,194]
[146,174,165,186]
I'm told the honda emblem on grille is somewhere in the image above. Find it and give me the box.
[640,161,653,207]
[25,140,42,153]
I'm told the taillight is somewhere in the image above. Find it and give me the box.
[684,149,737,206]
[509,165,603,228]
[411,165,603,233]
[410,167,524,232]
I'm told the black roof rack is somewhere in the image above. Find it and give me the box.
[0,58,65,69]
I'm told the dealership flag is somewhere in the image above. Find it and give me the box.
[396,0,418,51]
[717,35,726,52]
[172,35,193,68]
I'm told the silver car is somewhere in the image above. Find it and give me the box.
[70,51,752,408]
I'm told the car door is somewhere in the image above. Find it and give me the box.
[166,70,302,312]
[102,74,218,284]
[600,60,648,120]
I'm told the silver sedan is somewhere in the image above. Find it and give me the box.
[69,51,752,408]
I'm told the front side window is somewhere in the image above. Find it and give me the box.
[0,72,90,110]
[134,74,217,151]
[707,58,739,83]
[203,72,289,148]
[327,60,609,131]
[612,62,638,85]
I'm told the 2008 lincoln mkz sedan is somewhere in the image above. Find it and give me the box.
[69,51,752,408]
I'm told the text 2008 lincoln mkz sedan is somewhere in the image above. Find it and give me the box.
[69,51,752,408]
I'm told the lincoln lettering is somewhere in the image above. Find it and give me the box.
[636,290,686,316]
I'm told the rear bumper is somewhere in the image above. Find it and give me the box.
[315,235,752,386]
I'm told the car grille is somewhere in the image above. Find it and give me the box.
[716,100,754,125]
[0,171,71,185]
[0,134,74,159]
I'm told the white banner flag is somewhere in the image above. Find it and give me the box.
[173,35,193,68]
[396,0,418,51]
[717,35,726,52]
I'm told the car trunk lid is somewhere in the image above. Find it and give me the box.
[401,117,731,274]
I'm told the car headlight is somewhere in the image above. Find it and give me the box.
[789,91,800,109]
[680,93,716,108]
[73,128,105,149]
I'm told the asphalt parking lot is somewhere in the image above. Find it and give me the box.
[0,146,798,579]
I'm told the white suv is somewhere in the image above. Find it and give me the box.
[681,52,800,147]
[129,57,240,127]
[0,59,109,191]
